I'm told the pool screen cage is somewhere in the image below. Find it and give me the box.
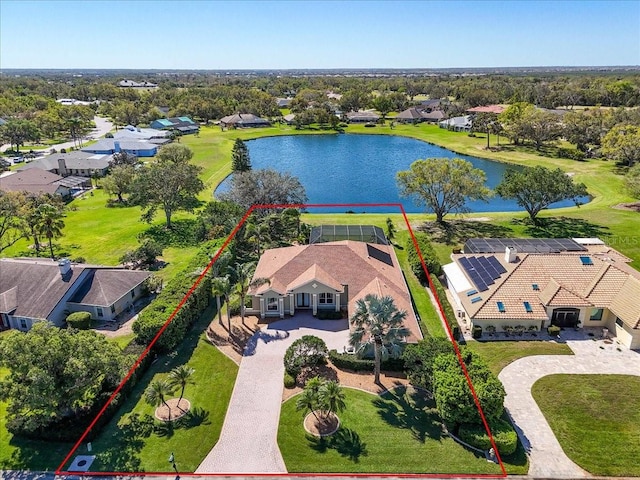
[309,225,388,245]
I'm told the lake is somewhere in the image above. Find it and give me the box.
[216,134,585,214]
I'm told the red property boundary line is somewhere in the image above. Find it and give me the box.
[56,203,507,478]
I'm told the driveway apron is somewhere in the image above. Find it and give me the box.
[499,337,640,478]
[196,315,349,474]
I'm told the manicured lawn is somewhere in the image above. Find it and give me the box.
[532,374,640,476]
[278,386,526,474]
[82,303,238,473]
[465,341,574,375]
[107,333,136,350]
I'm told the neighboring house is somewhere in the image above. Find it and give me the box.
[0,118,6,126]
[247,240,422,343]
[327,92,343,101]
[150,117,200,134]
[282,113,296,125]
[114,125,172,145]
[439,115,473,132]
[219,113,271,129]
[0,168,89,197]
[82,139,157,157]
[56,98,93,106]
[0,258,151,331]
[19,151,112,178]
[395,107,445,124]
[118,79,158,88]
[443,238,640,349]
[276,98,293,108]
[345,111,380,123]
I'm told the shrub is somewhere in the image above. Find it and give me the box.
[547,325,561,337]
[284,335,328,376]
[430,273,459,340]
[66,311,91,329]
[316,309,343,320]
[557,147,585,161]
[328,349,404,372]
[283,372,296,389]
[485,325,496,334]
[406,232,442,280]
[458,418,518,456]
[472,326,482,339]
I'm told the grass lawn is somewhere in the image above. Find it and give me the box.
[107,333,136,350]
[465,340,574,375]
[278,386,526,474]
[532,374,640,476]
[83,303,238,473]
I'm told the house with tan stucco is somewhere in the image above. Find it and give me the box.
[444,238,640,349]
[246,240,422,343]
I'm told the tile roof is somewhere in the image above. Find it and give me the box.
[466,105,506,114]
[250,241,422,342]
[450,250,640,328]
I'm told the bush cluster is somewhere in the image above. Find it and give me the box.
[66,311,91,329]
[458,418,518,456]
[406,232,442,281]
[328,349,405,372]
[283,335,328,377]
[472,326,483,339]
[316,309,343,320]
[547,325,561,337]
[429,273,460,341]
[133,239,223,352]
[283,372,296,389]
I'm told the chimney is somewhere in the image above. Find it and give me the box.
[114,141,121,153]
[58,258,72,277]
[505,246,517,263]
[57,158,67,176]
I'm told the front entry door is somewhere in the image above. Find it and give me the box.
[296,293,310,308]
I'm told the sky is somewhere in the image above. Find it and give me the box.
[1,0,639,70]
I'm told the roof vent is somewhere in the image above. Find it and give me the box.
[58,258,71,277]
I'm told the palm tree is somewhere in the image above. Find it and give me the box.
[318,380,346,419]
[144,379,175,420]
[168,365,195,406]
[36,203,65,259]
[211,276,232,326]
[349,294,409,384]
[296,386,320,421]
[229,262,270,326]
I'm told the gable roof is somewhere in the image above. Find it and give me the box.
[467,105,506,114]
[82,139,157,154]
[69,269,151,306]
[19,151,113,173]
[220,113,270,126]
[0,169,64,195]
[250,241,422,342]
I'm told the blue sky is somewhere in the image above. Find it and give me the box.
[1,0,638,69]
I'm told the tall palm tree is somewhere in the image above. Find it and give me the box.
[168,365,195,406]
[318,380,347,419]
[296,387,320,421]
[36,203,65,260]
[144,379,175,420]
[211,276,232,326]
[349,294,409,384]
[229,262,270,326]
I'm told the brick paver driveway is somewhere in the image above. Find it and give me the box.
[499,333,640,478]
[196,314,350,474]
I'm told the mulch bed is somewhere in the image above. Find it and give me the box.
[154,398,191,422]
[303,411,340,437]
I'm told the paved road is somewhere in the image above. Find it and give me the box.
[195,314,350,474]
[499,333,640,479]
[1,116,113,155]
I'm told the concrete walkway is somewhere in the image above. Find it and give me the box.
[499,332,640,478]
[196,314,350,474]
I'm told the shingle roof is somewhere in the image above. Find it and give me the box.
[69,269,150,306]
[19,152,112,172]
[250,241,422,342]
[220,113,270,126]
[82,139,157,153]
[0,169,63,195]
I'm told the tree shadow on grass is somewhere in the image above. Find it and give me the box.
[306,428,368,462]
[97,413,153,472]
[516,216,609,239]
[176,406,211,429]
[417,220,515,245]
[372,386,442,443]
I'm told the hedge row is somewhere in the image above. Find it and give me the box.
[458,418,518,456]
[328,349,405,372]
[133,239,223,352]
[406,232,442,281]
[429,273,460,341]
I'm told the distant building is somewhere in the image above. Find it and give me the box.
[395,107,445,124]
[56,98,93,106]
[82,139,157,157]
[345,111,380,123]
[439,115,473,132]
[276,98,293,108]
[19,151,112,178]
[0,168,90,197]
[150,117,200,134]
[282,113,296,125]
[219,113,271,129]
[114,125,172,145]
[118,79,158,88]
[466,105,506,114]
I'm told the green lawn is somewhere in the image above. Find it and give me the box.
[465,341,574,375]
[107,333,136,350]
[532,374,640,476]
[79,303,238,473]
[278,386,526,474]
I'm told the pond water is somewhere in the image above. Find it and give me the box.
[216,134,586,214]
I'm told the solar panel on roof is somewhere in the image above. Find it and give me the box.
[487,256,507,274]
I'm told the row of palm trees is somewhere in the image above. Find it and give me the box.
[144,365,195,421]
